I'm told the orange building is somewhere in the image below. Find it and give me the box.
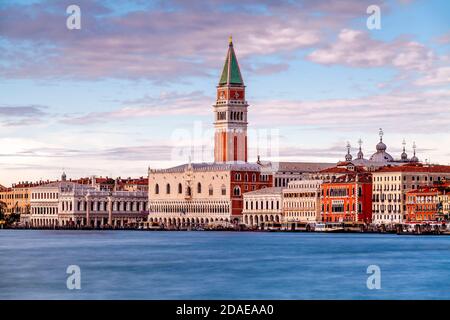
[321,173,373,223]
[406,187,446,222]
[0,181,43,215]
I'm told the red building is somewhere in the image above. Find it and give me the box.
[321,173,373,223]
[230,170,272,216]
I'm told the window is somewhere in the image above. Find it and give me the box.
[221,185,226,196]
[235,173,241,181]
[233,186,241,196]
[166,183,171,194]
[197,182,202,194]
[208,185,213,196]
[155,184,159,194]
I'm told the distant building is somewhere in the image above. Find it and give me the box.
[118,177,149,192]
[149,162,272,226]
[406,188,440,222]
[242,187,283,227]
[371,164,450,224]
[257,159,333,187]
[321,173,373,223]
[0,181,43,217]
[341,129,420,170]
[283,179,322,223]
[29,173,148,228]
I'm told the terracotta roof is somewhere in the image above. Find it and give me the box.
[324,173,372,184]
[320,166,366,174]
[407,187,440,195]
[375,164,450,173]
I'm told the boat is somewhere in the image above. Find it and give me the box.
[314,222,344,233]
[285,221,315,232]
[265,221,282,231]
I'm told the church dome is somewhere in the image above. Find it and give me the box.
[369,128,394,163]
[376,141,387,152]
[344,142,352,161]
[410,142,419,163]
[401,151,408,161]
[357,149,364,159]
[369,151,394,162]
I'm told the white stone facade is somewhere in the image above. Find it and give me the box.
[29,180,148,227]
[148,162,270,226]
[242,187,283,226]
[283,179,323,222]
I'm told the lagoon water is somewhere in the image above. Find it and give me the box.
[1,230,450,299]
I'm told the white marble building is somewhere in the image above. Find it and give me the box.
[283,179,323,223]
[29,173,148,228]
[242,187,283,227]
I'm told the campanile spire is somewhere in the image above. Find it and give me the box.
[214,38,248,163]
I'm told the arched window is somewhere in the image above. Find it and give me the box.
[235,173,241,181]
[233,186,241,196]
[252,173,256,182]
[209,185,213,196]
[166,183,171,194]
[178,183,182,194]
[155,184,159,194]
[197,182,202,194]
[221,185,226,196]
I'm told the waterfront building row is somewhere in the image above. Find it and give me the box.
[26,174,147,228]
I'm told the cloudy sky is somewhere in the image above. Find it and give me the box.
[0,0,449,185]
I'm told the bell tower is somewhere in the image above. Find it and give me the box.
[214,37,248,163]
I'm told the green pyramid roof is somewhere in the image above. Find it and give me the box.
[219,40,244,86]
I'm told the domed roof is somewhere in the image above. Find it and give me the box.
[369,151,394,162]
[410,142,419,163]
[345,142,352,161]
[376,141,387,152]
[401,151,408,160]
[356,138,364,160]
[357,149,364,159]
[369,128,394,163]
[400,139,408,161]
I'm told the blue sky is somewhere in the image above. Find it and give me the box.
[0,0,449,185]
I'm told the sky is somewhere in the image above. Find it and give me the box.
[0,0,449,185]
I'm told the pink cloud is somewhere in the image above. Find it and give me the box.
[308,29,435,72]
[0,0,381,81]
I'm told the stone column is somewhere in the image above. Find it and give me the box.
[85,193,90,227]
[108,194,113,226]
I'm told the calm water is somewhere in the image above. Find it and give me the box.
[1,230,450,299]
